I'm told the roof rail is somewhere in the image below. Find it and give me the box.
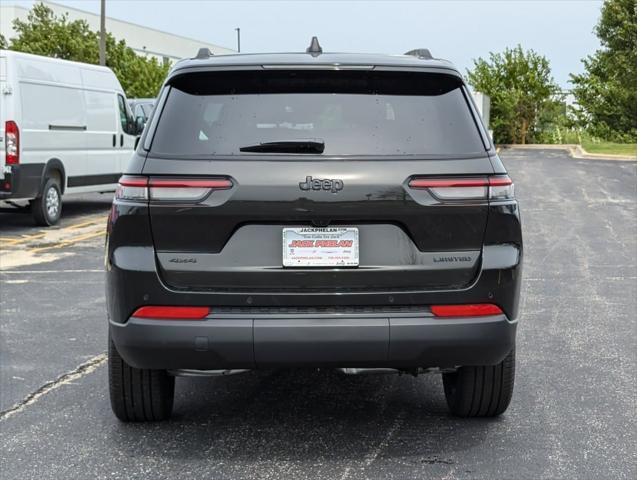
[306,36,323,56]
[404,49,433,60]
[195,47,213,59]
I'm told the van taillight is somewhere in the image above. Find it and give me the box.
[115,176,233,202]
[5,121,19,165]
[408,176,514,200]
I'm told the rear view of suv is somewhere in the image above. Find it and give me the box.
[106,40,522,421]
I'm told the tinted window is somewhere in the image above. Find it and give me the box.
[150,71,485,157]
[117,94,130,131]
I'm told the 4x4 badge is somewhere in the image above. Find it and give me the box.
[299,176,344,193]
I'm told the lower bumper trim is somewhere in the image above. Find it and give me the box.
[110,314,516,370]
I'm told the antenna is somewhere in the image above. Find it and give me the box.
[195,47,213,59]
[404,49,433,60]
[306,36,323,56]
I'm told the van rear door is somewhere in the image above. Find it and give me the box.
[0,54,8,180]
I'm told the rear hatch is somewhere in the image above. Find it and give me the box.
[142,69,494,294]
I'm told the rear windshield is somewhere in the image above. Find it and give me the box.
[149,70,485,157]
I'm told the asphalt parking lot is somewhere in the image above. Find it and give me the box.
[0,149,635,480]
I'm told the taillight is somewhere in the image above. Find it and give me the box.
[487,176,515,200]
[408,175,514,200]
[149,178,232,201]
[115,176,148,201]
[5,121,19,165]
[431,304,503,317]
[115,176,233,202]
[132,306,210,320]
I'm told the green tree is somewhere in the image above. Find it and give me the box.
[534,93,579,144]
[570,0,637,141]
[0,33,8,49]
[10,3,99,63]
[9,2,169,98]
[104,36,170,98]
[467,45,559,144]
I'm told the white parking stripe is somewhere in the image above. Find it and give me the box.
[0,269,103,274]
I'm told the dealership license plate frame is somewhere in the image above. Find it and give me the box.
[282,227,359,267]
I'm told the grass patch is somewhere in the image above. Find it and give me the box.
[581,141,637,156]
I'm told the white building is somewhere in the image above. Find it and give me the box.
[0,0,235,64]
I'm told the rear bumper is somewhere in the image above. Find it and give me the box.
[110,313,517,370]
[0,164,44,200]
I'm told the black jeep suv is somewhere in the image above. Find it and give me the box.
[106,41,522,421]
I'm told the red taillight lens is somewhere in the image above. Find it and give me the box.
[5,121,20,165]
[132,306,210,320]
[431,304,503,317]
[408,175,514,200]
[408,178,489,188]
[149,179,233,189]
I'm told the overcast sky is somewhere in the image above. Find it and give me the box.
[11,0,604,88]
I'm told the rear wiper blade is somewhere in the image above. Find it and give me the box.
[239,139,325,154]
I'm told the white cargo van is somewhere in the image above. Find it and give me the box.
[0,50,142,225]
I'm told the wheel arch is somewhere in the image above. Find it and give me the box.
[41,159,66,194]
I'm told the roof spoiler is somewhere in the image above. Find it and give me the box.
[404,49,433,60]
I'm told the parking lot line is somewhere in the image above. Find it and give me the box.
[0,269,103,274]
[0,215,106,249]
[67,218,106,230]
[29,230,105,253]
[0,232,47,247]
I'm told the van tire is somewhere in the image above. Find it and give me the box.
[442,348,515,417]
[108,336,175,422]
[32,177,62,226]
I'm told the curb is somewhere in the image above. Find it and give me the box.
[570,145,636,161]
[497,144,637,161]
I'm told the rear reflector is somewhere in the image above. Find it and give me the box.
[408,176,514,200]
[132,306,210,320]
[431,304,503,317]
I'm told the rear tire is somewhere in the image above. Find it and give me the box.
[32,177,62,226]
[442,348,515,417]
[108,337,175,422]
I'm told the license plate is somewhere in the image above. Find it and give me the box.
[283,227,359,267]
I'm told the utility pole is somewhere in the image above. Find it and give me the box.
[235,27,241,53]
[99,0,106,65]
